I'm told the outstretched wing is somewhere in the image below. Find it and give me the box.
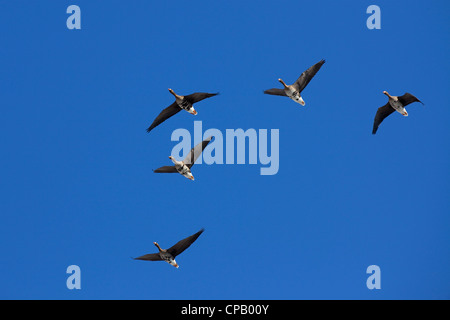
[397,93,423,107]
[293,59,326,93]
[153,166,178,173]
[183,92,219,104]
[133,253,162,261]
[167,229,205,258]
[372,103,395,134]
[183,136,213,169]
[146,102,181,133]
[263,88,288,96]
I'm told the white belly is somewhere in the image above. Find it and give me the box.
[286,89,305,105]
[176,164,194,180]
[389,99,408,116]
[182,172,194,180]
[168,259,179,268]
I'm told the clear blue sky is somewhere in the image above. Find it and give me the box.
[0,0,449,299]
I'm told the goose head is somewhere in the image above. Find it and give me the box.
[153,242,163,251]
[169,156,182,166]
[278,78,288,88]
[168,156,178,165]
[168,88,182,99]
[383,91,393,99]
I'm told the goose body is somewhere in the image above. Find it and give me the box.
[134,229,205,268]
[154,242,179,268]
[146,89,218,133]
[385,92,408,116]
[279,79,305,105]
[169,156,195,180]
[153,136,212,180]
[372,91,423,134]
[264,59,325,106]
[170,88,197,115]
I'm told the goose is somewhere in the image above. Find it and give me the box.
[372,91,424,134]
[153,136,212,180]
[146,89,218,133]
[264,59,325,106]
[134,229,204,268]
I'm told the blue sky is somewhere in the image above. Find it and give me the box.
[0,0,449,299]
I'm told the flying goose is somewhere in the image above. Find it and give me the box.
[134,229,205,268]
[146,89,218,133]
[264,59,325,106]
[372,91,424,134]
[153,136,212,180]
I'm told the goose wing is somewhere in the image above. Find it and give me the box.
[153,166,178,173]
[183,136,213,169]
[146,102,181,133]
[167,229,205,258]
[183,92,219,104]
[133,253,162,261]
[263,88,288,96]
[397,93,423,107]
[372,103,395,134]
[293,59,326,93]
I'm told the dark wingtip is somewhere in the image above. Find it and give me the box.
[146,127,152,133]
